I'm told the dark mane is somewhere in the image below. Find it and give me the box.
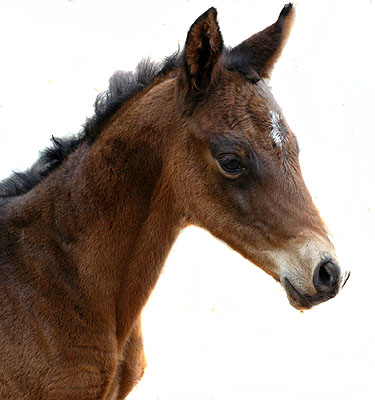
[0,52,181,199]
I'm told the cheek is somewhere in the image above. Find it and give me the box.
[175,157,219,217]
[224,184,251,216]
[209,176,256,223]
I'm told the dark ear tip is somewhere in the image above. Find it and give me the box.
[207,7,217,14]
[204,6,218,19]
[192,7,218,27]
[280,3,294,18]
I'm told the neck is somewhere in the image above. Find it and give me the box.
[4,78,185,346]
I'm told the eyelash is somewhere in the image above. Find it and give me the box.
[217,156,245,178]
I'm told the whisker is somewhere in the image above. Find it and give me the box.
[342,271,351,289]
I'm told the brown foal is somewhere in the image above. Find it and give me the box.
[0,4,349,399]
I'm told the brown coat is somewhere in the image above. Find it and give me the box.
[0,4,347,399]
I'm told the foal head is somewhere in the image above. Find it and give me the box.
[166,4,348,310]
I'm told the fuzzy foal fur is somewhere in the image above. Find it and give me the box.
[0,4,343,399]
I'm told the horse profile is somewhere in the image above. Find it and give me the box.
[0,4,349,399]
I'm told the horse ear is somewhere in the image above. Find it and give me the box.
[228,3,295,81]
[178,7,224,98]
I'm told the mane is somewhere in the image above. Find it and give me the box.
[0,52,181,199]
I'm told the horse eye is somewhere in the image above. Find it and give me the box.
[218,157,245,176]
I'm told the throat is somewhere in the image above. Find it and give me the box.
[114,187,184,347]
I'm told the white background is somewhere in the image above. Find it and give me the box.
[1,0,374,399]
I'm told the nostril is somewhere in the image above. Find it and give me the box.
[313,260,340,293]
[319,263,332,286]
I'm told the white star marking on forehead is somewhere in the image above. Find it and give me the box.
[269,110,287,147]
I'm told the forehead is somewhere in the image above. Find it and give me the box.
[192,73,290,150]
[221,77,289,148]
[252,80,279,108]
[248,80,283,125]
[252,81,288,147]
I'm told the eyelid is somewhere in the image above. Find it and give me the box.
[209,134,252,159]
[217,152,243,160]
[217,153,245,169]
[215,155,246,179]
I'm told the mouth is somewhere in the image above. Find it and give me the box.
[281,265,350,311]
[282,278,315,310]
[282,277,342,311]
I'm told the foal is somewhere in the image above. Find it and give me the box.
[0,4,348,399]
